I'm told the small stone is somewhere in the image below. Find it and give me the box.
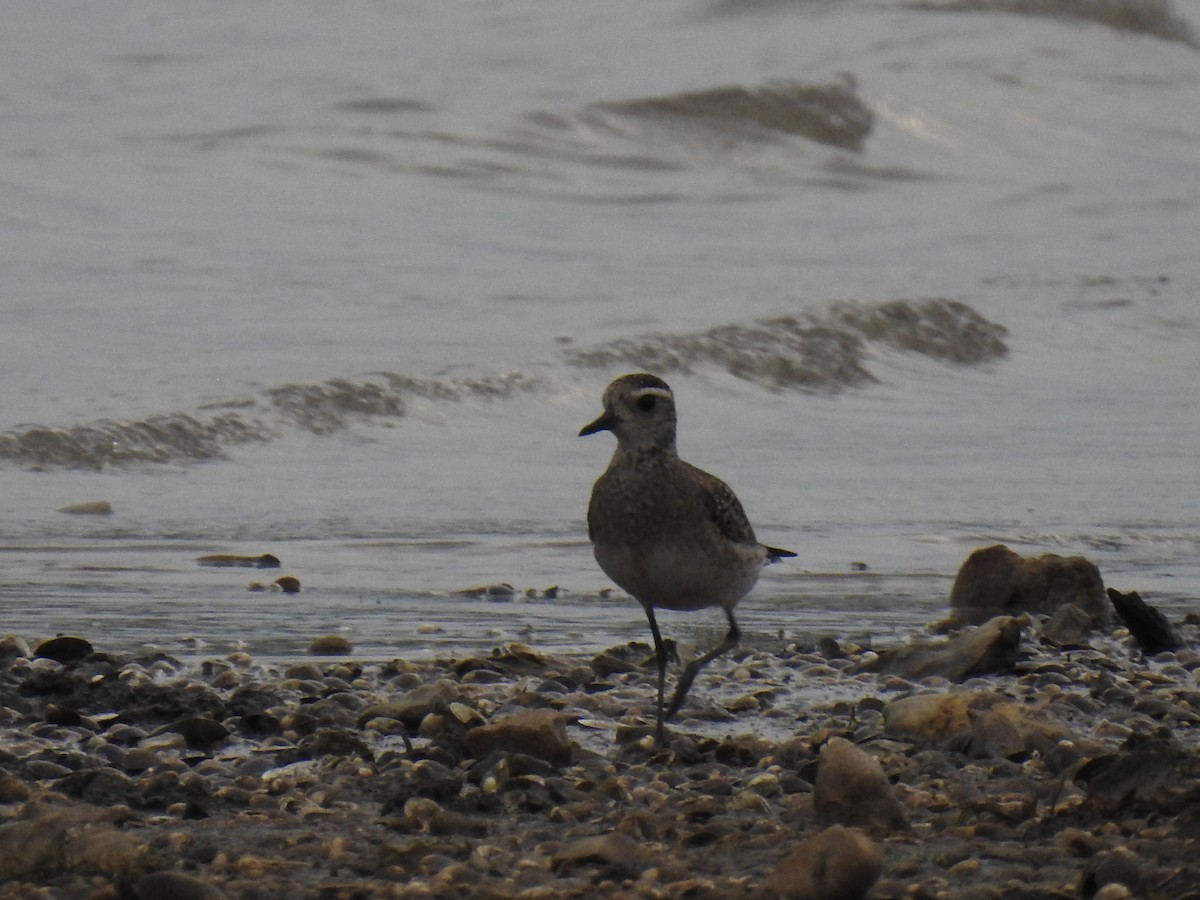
[197,553,280,568]
[273,576,301,594]
[309,635,353,656]
[459,583,515,600]
[58,500,113,515]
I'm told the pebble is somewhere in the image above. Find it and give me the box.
[308,635,353,655]
[0,624,1194,898]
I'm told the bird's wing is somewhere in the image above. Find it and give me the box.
[687,463,759,546]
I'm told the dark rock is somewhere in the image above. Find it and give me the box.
[298,726,373,761]
[56,767,136,806]
[162,716,230,750]
[1074,729,1196,813]
[44,703,83,726]
[273,575,301,594]
[34,635,94,664]
[378,759,465,814]
[1078,847,1144,899]
[196,553,280,568]
[134,870,231,899]
[1107,588,1183,654]
[950,544,1109,625]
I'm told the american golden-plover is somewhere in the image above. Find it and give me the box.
[580,373,795,743]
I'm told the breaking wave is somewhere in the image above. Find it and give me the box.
[0,300,1005,469]
[590,77,874,152]
[908,0,1198,47]
[563,299,1008,390]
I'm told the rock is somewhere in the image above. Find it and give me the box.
[459,583,515,600]
[358,680,461,729]
[1107,588,1183,654]
[553,832,645,876]
[1074,729,1194,812]
[464,708,573,767]
[162,716,231,750]
[813,737,907,831]
[0,634,32,661]
[0,807,144,879]
[883,691,1078,760]
[44,702,83,726]
[949,544,1109,625]
[34,635,95,664]
[379,759,465,814]
[0,774,31,803]
[57,500,113,515]
[763,825,883,900]
[951,700,1075,761]
[1040,602,1096,648]
[273,575,301,594]
[308,635,353,655]
[1079,847,1144,899]
[134,870,231,899]
[196,553,280,568]
[859,615,1023,681]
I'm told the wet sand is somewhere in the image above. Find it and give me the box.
[1,616,1198,899]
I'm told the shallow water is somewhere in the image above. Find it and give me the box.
[2,0,1198,660]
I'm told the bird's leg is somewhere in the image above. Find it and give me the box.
[665,608,740,722]
[643,606,669,744]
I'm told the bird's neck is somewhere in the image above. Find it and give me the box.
[612,438,678,468]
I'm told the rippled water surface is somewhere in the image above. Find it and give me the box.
[2,0,1198,661]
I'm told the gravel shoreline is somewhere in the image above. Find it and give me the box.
[1,616,1198,899]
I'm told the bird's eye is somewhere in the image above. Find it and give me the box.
[636,395,656,412]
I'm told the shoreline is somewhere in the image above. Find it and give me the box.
[1,617,1198,899]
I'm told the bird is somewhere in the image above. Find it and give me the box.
[579,372,795,744]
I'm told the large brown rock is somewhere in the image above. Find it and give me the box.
[813,737,907,831]
[763,825,884,900]
[464,708,573,766]
[949,544,1109,626]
